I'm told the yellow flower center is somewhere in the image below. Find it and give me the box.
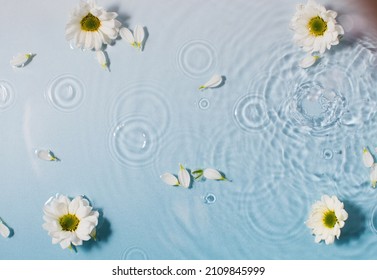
[308,16,327,36]
[322,210,337,228]
[59,214,80,232]
[80,13,101,31]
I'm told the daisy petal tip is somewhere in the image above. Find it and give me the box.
[362,147,374,168]
[0,220,11,238]
[36,149,60,162]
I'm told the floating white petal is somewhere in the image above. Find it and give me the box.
[203,168,225,180]
[199,74,223,90]
[134,25,145,50]
[119,27,136,46]
[363,147,374,168]
[36,149,58,161]
[95,51,108,70]
[178,164,190,188]
[370,164,377,188]
[10,53,33,67]
[160,173,179,186]
[0,220,10,238]
[299,55,319,68]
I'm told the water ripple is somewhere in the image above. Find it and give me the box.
[108,115,158,168]
[176,39,217,79]
[45,74,85,112]
[0,81,16,111]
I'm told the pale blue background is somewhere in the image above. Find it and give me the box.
[1,0,377,259]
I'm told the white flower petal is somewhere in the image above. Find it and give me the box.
[178,164,190,188]
[370,164,377,188]
[203,168,224,180]
[10,53,33,67]
[363,147,374,168]
[299,55,319,68]
[160,173,179,186]
[0,220,10,238]
[95,51,108,70]
[36,149,58,161]
[134,25,145,50]
[119,27,135,45]
[199,74,223,90]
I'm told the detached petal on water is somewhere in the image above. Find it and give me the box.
[363,147,374,168]
[0,219,10,238]
[199,74,223,90]
[370,164,377,188]
[95,51,108,70]
[134,25,145,50]
[178,164,191,188]
[203,168,226,180]
[36,149,59,161]
[299,55,319,68]
[10,53,34,67]
[119,27,136,47]
[160,173,179,186]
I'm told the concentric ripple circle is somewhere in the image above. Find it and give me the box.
[176,40,217,79]
[122,247,148,260]
[109,116,158,167]
[242,184,309,244]
[0,81,15,111]
[233,94,271,132]
[46,75,84,112]
[109,82,170,135]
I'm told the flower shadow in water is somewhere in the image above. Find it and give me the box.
[336,200,366,245]
[81,209,112,252]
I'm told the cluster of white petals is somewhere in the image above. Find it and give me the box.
[160,165,228,188]
[42,194,99,249]
[306,195,348,245]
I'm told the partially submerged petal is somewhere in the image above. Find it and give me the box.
[203,168,225,180]
[160,173,179,186]
[299,55,319,68]
[95,51,109,70]
[178,164,190,188]
[363,147,374,168]
[0,220,10,238]
[10,53,33,67]
[370,164,377,188]
[199,74,223,90]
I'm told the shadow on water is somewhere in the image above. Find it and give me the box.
[81,209,112,252]
[336,200,366,246]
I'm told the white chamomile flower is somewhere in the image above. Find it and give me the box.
[160,172,179,186]
[10,53,34,67]
[299,54,320,68]
[65,0,121,51]
[199,74,223,90]
[95,51,108,70]
[370,164,377,188]
[291,0,344,54]
[363,147,374,168]
[178,164,191,188]
[306,195,348,245]
[0,218,10,238]
[42,194,99,250]
[36,149,59,161]
[120,26,145,51]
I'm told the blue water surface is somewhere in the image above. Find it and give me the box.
[1,0,377,259]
